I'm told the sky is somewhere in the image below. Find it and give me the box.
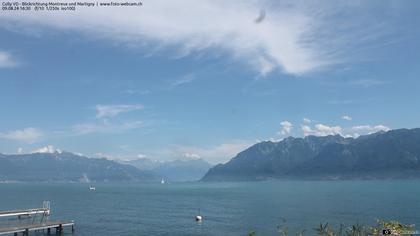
[0,0,419,164]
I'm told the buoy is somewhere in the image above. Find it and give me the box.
[195,215,203,222]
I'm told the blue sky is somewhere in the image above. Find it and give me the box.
[0,0,419,163]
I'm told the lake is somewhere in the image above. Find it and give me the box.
[0,180,419,235]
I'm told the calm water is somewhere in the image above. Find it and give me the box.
[0,180,419,235]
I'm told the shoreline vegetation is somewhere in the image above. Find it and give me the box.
[248,220,416,236]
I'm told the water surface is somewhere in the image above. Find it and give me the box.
[0,180,419,235]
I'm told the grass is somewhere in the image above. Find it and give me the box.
[248,219,416,236]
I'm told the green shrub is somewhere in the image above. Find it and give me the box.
[248,220,415,236]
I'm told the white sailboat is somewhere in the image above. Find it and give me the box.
[89,186,96,191]
[195,208,203,222]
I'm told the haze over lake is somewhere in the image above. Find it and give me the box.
[1,180,419,236]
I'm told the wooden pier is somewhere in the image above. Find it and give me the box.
[0,221,74,235]
[0,202,75,235]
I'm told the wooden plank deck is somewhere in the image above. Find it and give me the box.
[0,221,74,235]
[0,209,49,218]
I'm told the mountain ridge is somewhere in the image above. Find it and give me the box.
[0,151,157,182]
[202,128,420,181]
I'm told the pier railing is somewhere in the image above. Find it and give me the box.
[0,201,74,235]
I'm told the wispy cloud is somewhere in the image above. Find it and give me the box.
[327,100,357,105]
[341,115,352,121]
[182,152,201,160]
[95,104,143,118]
[300,121,390,138]
[352,125,390,133]
[67,103,146,136]
[303,118,312,124]
[349,79,389,88]
[123,89,151,95]
[343,125,390,138]
[302,124,342,137]
[278,121,293,135]
[94,152,114,159]
[72,120,143,135]
[0,51,17,68]
[0,127,43,143]
[171,140,253,164]
[137,153,147,158]
[0,1,390,76]
[171,73,196,87]
[31,145,61,154]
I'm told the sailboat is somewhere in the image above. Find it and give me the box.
[161,178,165,184]
[195,208,203,222]
[89,186,96,191]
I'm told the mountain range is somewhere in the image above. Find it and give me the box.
[2,128,419,183]
[0,152,156,182]
[0,151,212,183]
[202,128,420,181]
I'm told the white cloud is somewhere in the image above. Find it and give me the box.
[343,124,390,138]
[94,152,112,159]
[301,125,312,135]
[0,51,16,68]
[341,115,352,121]
[344,133,359,138]
[256,56,276,76]
[123,89,151,95]
[172,74,196,87]
[182,153,201,160]
[302,124,342,136]
[269,137,283,142]
[301,122,390,138]
[31,145,61,154]
[96,104,143,118]
[351,124,390,133]
[137,153,147,158]
[303,118,312,124]
[0,127,43,143]
[70,104,145,135]
[72,120,143,135]
[279,121,293,135]
[0,1,376,76]
[349,79,388,88]
[327,100,356,105]
[172,140,253,164]
[94,152,140,161]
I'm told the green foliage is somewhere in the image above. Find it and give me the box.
[372,220,415,236]
[277,218,288,236]
[247,220,415,236]
[247,231,256,236]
